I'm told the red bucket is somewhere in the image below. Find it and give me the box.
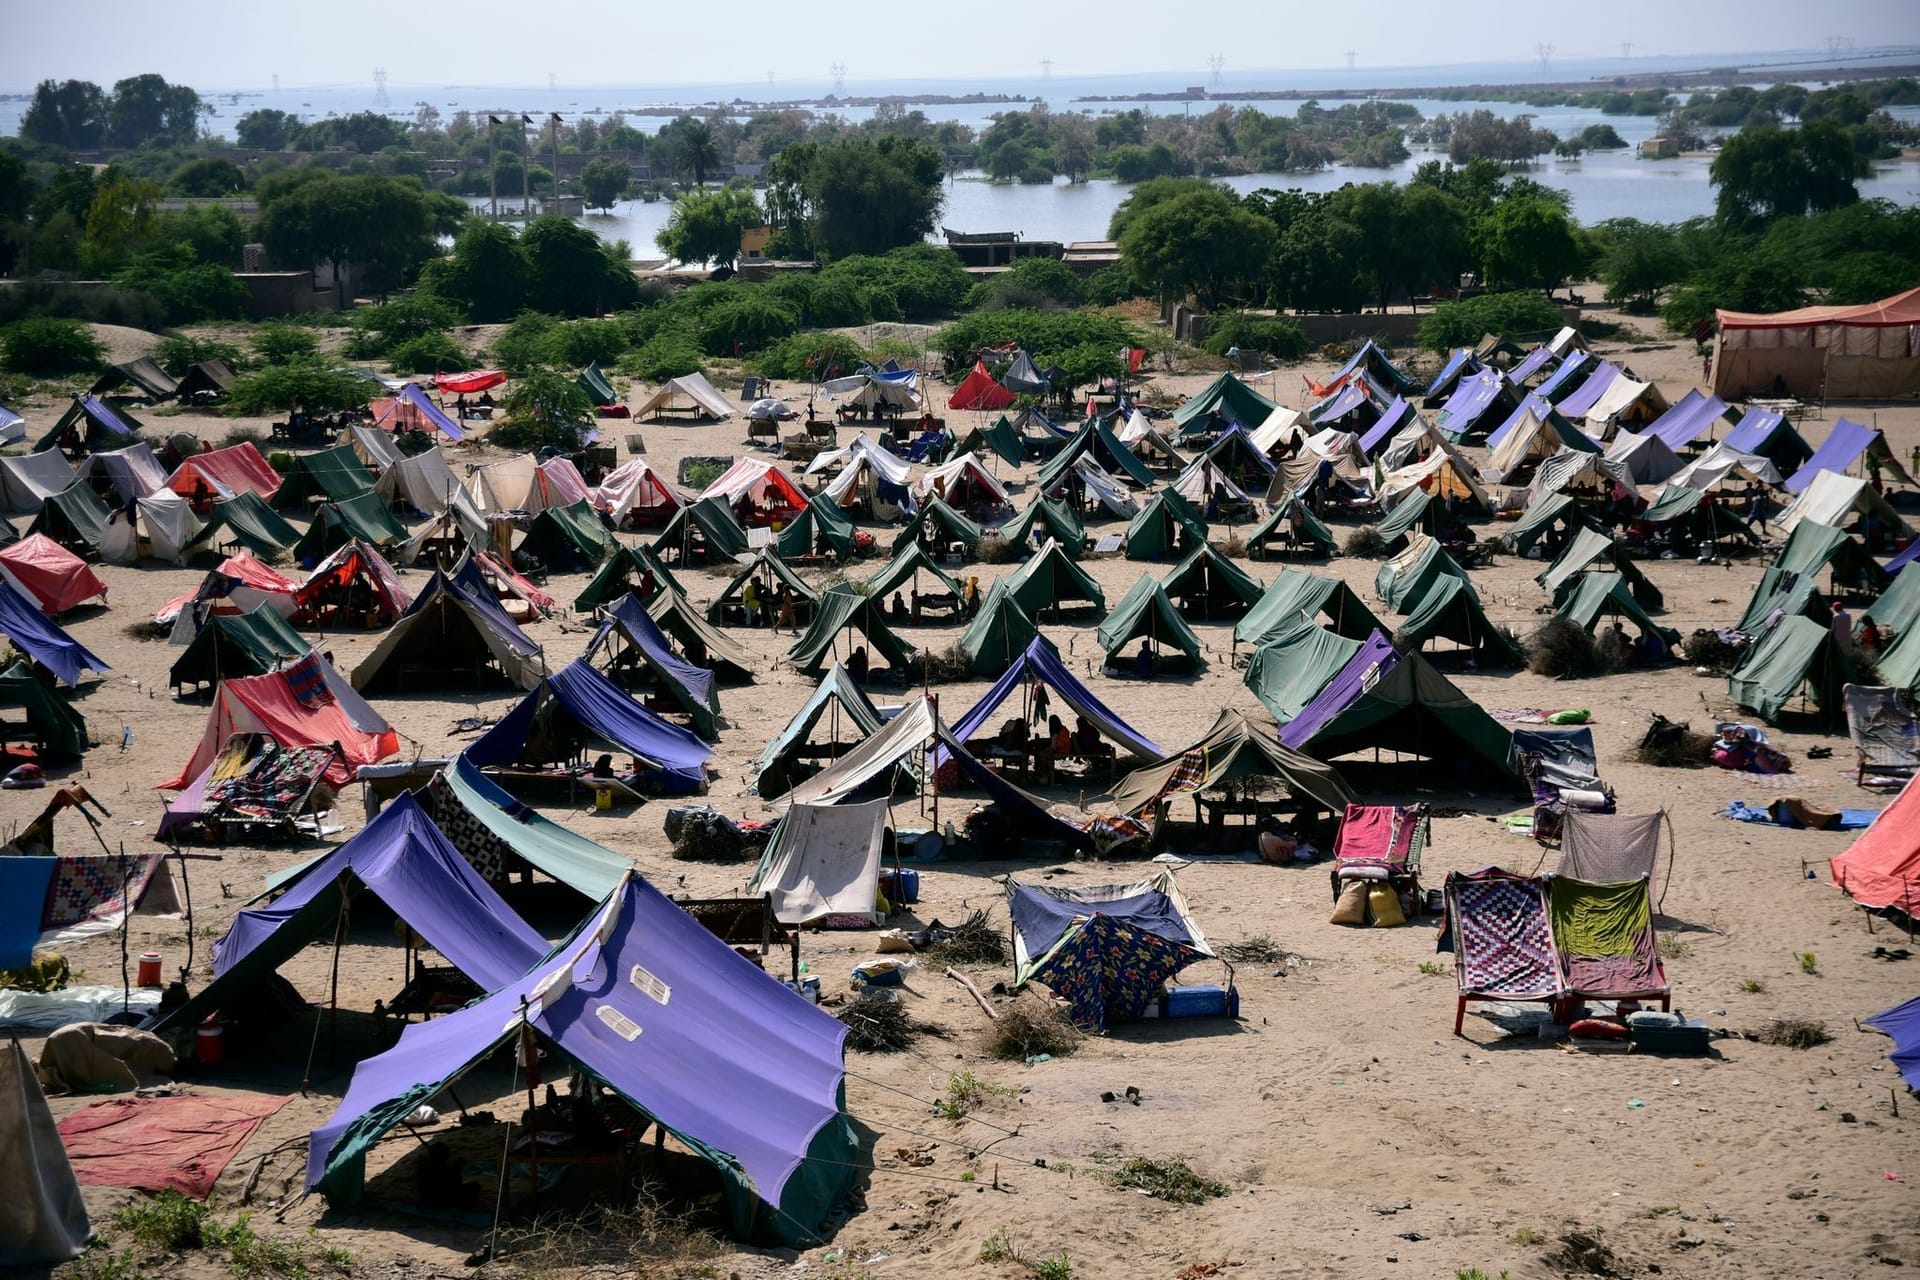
[195,1020,224,1065]
[137,952,162,988]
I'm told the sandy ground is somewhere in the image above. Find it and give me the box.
[9,309,1920,1280]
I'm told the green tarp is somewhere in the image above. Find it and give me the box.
[862,541,962,604]
[775,494,858,563]
[293,490,408,562]
[1557,571,1681,646]
[997,497,1085,556]
[519,499,617,570]
[0,660,86,760]
[1171,372,1278,432]
[1374,490,1439,546]
[272,445,375,510]
[1034,419,1157,491]
[1243,616,1364,722]
[1247,496,1335,558]
[647,589,755,682]
[1773,519,1886,587]
[170,604,309,691]
[1235,569,1384,648]
[958,416,1025,468]
[958,579,1040,676]
[1107,708,1355,821]
[1160,544,1263,620]
[1497,492,1594,555]
[1727,614,1851,724]
[1006,538,1105,615]
[651,496,750,564]
[1393,577,1524,665]
[440,757,631,899]
[210,491,298,556]
[709,548,817,625]
[1641,484,1704,526]
[786,585,917,677]
[30,483,110,553]
[1737,565,1822,635]
[892,497,983,556]
[578,362,619,407]
[1376,536,1476,613]
[1096,575,1202,667]
[575,545,685,612]
[1866,566,1920,638]
[1125,489,1209,561]
[755,663,887,798]
[1538,525,1662,611]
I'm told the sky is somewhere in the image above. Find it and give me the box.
[1,0,1916,93]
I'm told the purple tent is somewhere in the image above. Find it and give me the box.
[1556,361,1622,418]
[307,871,857,1241]
[1725,407,1784,453]
[1358,397,1414,454]
[1536,350,1594,402]
[1432,368,1511,438]
[466,658,713,789]
[0,578,107,686]
[1313,380,1371,425]
[1786,418,1884,493]
[1424,349,1478,399]
[1506,346,1556,385]
[1281,631,1400,749]
[395,383,464,441]
[594,592,719,735]
[943,636,1163,764]
[80,396,136,437]
[1643,389,1730,451]
[1867,995,1920,1091]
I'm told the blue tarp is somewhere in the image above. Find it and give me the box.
[1424,349,1476,398]
[944,636,1163,764]
[1867,995,1920,1092]
[212,792,546,991]
[1887,541,1920,574]
[596,593,718,730]
[1312,380,1372,425]
[308,872,856,1241]
[1726,407,1785,453]
[0,577,107,686]
[389,384,464,442]
[1008,876,1207,1030]
[1506,347,1556,385]
[1787,418,1881,494]
[1556,361,1622,418]
[1358,397,1414,454]
[79,396,135,437]
[1433,368,1509,437]
[433,557,542,654]
[1535,350,1593,403]
[0,404,21,432]
[1644,389,1730,451]
[466,658,713,789]
[0,857,57,967]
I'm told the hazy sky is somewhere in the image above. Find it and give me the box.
[1,0,1915,92]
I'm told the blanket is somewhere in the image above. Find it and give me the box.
[1721,799,1879,830]
[1450,876,1562,999]
[37,1023,175,1094]
[56,1090,289,1198]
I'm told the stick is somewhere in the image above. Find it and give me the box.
[945,966,996,1021]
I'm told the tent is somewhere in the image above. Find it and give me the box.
[948,635,1164,763]
[169,604,309,693]
[948,360,1016,412]
[1785,418,1914,494]
[698,458,807,521]
[1723,407,1813,472]
[748,798,889,927]
[1373,490,1456,552]
[755,663,886,798]
[1865,992,1920,1091]
[28,482,111,555]
[708,547,819,626]
[892,495,983,557]
[588,593,721,738]
[353,569,545,694]
[910,452,1010,513]
[290,539,412,627]
[77,441,166,503]
[1713,285,1920,401]
[208,490,298,557]
[1669,441,1784,492]
[1555,361,1624,418]
[996,496,1086,556]
[652,495,751,565]
[808,434,912,511]
[157,553,297,628]
[468,454,594,516]
[431,369,506,395]
[1002,350,1051,395]
[1096,575,1203,670]
[374,447,463,514]
[1242,614,1366,723]
[1831,776,1920,909]
[1235,568,1383,648]
[465,658,712,791]
[0,1037,89,1266]
[774,492,859,563]
[1505,345,1558,386]
[1246,494,1337,559]
[0,451,75,514]
[307,871,857,1243]
[1107,708,1356,825]
[1199,424,1278,491]
[861,540,962,606]
[1423,348,1481,402]
[417,755,634,901]
[1496,491,1596,557]
[162,655,397,789]
[518,498,618,570]
[0,534,106,613]
[166,441,282,502]
[1557,570,1681,649]
[176,358,236,402]
[271,445,376,510]
[41,395,142,458]
[1604,429,1684,486]
[635,372,733,421]
[1484,406,1600,483]
[1377,439,1494,515]
[1393,576,1524,665]
[1037,419,1159,492]
[956,414,1026,468]
[647,589,755,683]
[372,383,464,442]
[0,660,88,760]
[0,578,106,686]
[574,544,685,612]
[1356,397,1417,455]
[1485,393,1597,453]
[1006,537,1105,615]
[1432,368,1522,440]
[957,578,1040,676]
[98,488,208,566]
[1008,871,1215,1031]
[590,458,680,526]
[1868,566,1920,641]
[1727,614,1851,725]
[1642,389,1734,452]
[786,584,917,677]
[1125,489,1209,562]
[1738,519,1889,635]
[1775,469,1909,540]
[1278,630,1520,787]
[1329,339,1418,396]
[1524,447,1636,506]
[1538,525,1663,610]
[293,490,408,563]
[574,360,618,409]
[89,356,176,402]
[1576,370,1669,434]
[1377,533,1476,612]
[1535,348,1596,404]
[1160,543,1263,620]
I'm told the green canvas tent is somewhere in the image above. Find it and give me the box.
[647,589,754,682]
[755,663,888,798]
[1160,544,1263,621]
[1392,576,1524,665]
[709,547,818,626]
[574,544,686,612]
[1096,574,1203,671]
[29,483,110,554]
[861,540,963,605]
[775,493,859,563]
[1375,490,1473,550]
[271,445,375,510]
[588,594,721,738]
[1640,484,1704,527]
[1246,495,1336,559]
[997,497,1086,556]
[1243,615,1365,722]
[1736,521,1883,634]
[577,362,620,407]
[1865,565,1920,638]
[1557,571,1681,648]
[293,490,408,563]
[1125,489,1209,561]
[786,584,917,677]
[1035,418,1157,491]
[1376,534,1476,613]
[1235,568,1384,648]
[208,491,298,556]
[1497,491,1596,556]
[1106,708,1355,826]
[957,579,1041,676]
[1727,614,1852,726]
[1538,525,1662,610]
[169,604,309,693]
[1171,372,1278,433]
[957,416,1025,468]
[0,660,87,760]
[892,496,983,557]
[518,499,617,571]
[651,496,750,565]
[1006,537,1105,616]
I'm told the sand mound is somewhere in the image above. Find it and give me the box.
[87,322,167,366]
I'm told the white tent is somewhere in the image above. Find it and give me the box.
[1547,326,1589,357]
[102,490,207,565]
[635,372,734,421]
[1250,405,1308,456]
[823,372,923,414]
[698,457,806,508]
[1116,409,1154,444]
[1604,429,1686,485]
[1171,456,1254,506]
[0,452,75,514]
[1378,440,1494,512]
[77,442,166,502]
[806,433,911,485]
[1580,374,1670,436]
[0,1038,89,1265]
[377,447,465,513]
[1526,447,1635,505]
[1671,442,1784,492]
[746,798,889,926]
[911,452,1011,507]
[348,422,404,473]
[819,437,913,510]
[1776,469,1909,538]
[590,458,680,523]
[468,455,592,515]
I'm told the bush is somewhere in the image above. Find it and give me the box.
[971,257,1087,311]
[492,368,593,452]
[225,359,370,415]
[110,245,248,323]
[385,331,468,375]
[0,282,168,331]
[980,992,1083,1061]
[251,323,319,364]
[696,293,801,357]
[0,317,105,375]
[1526,615,1618,678]
[1084,264,1143,306]
[490,311,561,375]
[1416,291,1567,351]
[931,307,1139,373]
[624,330,704,382]
[342,293,462,358]
[1202,312,1309,361]
[754,330,869,381]
[547,317,629,367]
[154,335,244,378]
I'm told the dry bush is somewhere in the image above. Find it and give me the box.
[977,536,1016,563]
[1633,719,1714,769]
[500,1191,724,1278]
[924,909,1006,964]
[1681,628,1746,672]
[1343,525,1389,558]
[1756,1018,1832,1049]
[838,992,919,1053]
[1527,616,1601,677]
[906,643,975,685]
[981,992,1083,1061]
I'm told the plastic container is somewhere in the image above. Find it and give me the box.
[879,868,920,905]
[783,976,822,1004]
[137,952,163,988]
[195,1019,224,1065]
[1158,984,1240,1019]
[1629,1019,1711,1056]
[594,787,614,811]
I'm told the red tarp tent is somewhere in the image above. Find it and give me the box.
[291,540,412,627]
[165,443,282,501]
[155,552,300,626]
[0,534,107,613]
[1715,286,1920,401]
[161,656,398,789]
[1830,776,1920,911]
[949,361,1016,412]
[432,370,507,395]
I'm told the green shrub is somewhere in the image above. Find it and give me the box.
[154,335,245,378]
[1202,312,1309,361]
[0,282,168,332]
[624,330,704,382]
[385,331,468,375]
[0,317,105,374]
[225,359,370,415]
[110,244,248,323]
[546,317,629,367]
[251,323,320,364]
[490,311,561,374]
[932,307,1139,373]
[1416,291,1567,351]
[972,257,1088,311]
[342,293,462,358]
[697,293,801,356]
[492,368,593,452]
[755,331,868,381]
[1084,264,1143,306]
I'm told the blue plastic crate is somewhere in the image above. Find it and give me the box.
[1159,984,1239,1019]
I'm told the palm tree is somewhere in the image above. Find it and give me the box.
[681,120,720,187]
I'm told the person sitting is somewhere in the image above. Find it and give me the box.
[1860,618,1884,656]
[1074,715,1116,768]
[1134,640,1157,679]
[847,645,870,684]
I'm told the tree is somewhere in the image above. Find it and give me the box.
[519,215,640,315]
[658,117,722,185]
[656,184,762,267]
[495,368,593,452]
[83,175,163,268]
[771,137,945,261]
[1108,177,1220,241]
[237,108,301,150]
[1597,218,1687,310]
[111,242,247,322]
[418,219,530,322]
[257,173,438,302]
[107,74,204,149]
[168,157,246,197]
[154,203,246,265]
[1711,121,1871,227]
[1118,185,1275,308]
[1479,195,1583,291]
[19,80,108,150]
[580,157,632,211]
[1052,114,1096,183]
[1324,181,1468,309]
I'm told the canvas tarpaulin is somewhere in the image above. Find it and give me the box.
[1095,574,1202,665]
[1555,361,1623,419]
[1035,419,1158,491]
[1007,537,1105,614]
[635,372,734,420]
[293,490,408,562]
[373,384,462,441]
[307,872,857,1242]
[29,483,112,555]
[1604,430,1686,485]
[1235,569,1382,647]
[1106,708,1356,819]
[958,578,1040,676]
[0,660,87,760]
[166,442,282,501]
[519,499,618,570]
[755,663,885,798]
[168,604,308,691]
[1670,441,1784,491]
[375,447,463,513]
[0,533,106,613]
[209,491,298,557]
[891,496,982,556]
[1866,993,1920,1091]
[590,458,679,523]
[775,493,859,562]
[1776,469,1909,539]
[1642,389,1731,452]
[1377,534,1475,613]
[1392,575,1525,665]
[0,577,106,685]
[77,442,166,503]
[1727,614,1849,724]
[748,798,889,926]
[998,496,1086,554]
[1159,543,1263,619]
[649,589,755,683]
[436,754,634,901]
[945,636,1163,763]
[785,585,916,677]
[652,495,751,563]
[0,451,75,514]
[1557,571,1679,646]
[1714,285,1920,401]
[353,568,545,694]
[0,1037,88,1262]
[465,658,711,789]
[862,541,962,603]
[1538,525,1662,610]
[162,657,397,790]
[1786,418,1914,494]
[1723,407,1812,471]
[591,593,720,738]
[575,545,685,612]
[1246,493,1337,557]
[56,1092,286,1200]
[1244,615,1364,723]
[578,361,619,406]
[1433,368,1520,439]
[1844,683,1920,772]
[948,361,1015,412]
[271,445,374,509]
[1125,489,1209,561]
[1832,775,1920,909]
[1172,373,1279,432]
[1009,871,1212,1030]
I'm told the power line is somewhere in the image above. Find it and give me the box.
[830,62,847,96]
[1619,41,1634,60]
[1534,43,1554,78]
[1206,54,1225,88]
[1344,50,1357,72]
[372,67,388,109]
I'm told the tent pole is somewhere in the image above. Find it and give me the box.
[327,883,349,1064]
